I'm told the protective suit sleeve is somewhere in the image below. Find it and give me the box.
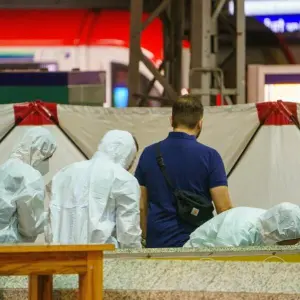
[44,181,53,244]
[183,210,226,248]
[115,178,142,248]
[16,176,46,241]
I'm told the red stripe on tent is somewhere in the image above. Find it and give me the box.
[13,101,58,125]
[256,101,299,125]
[216,94,222,106]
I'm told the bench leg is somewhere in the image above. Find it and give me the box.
[40,275,53,300]
[29,275,53,300]
[89,252,103,300]
[79,273,92,300]
[79,252,103,300]
[29,275,39,300]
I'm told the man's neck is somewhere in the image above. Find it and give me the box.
[173,127,197,136]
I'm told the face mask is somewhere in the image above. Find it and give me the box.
[34,159,50,176]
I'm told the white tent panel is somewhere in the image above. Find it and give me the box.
[57,105,171,158]
[229,125,300,208]
[297,103,300,121]
[0,101,299,242]
[0,125,86,185]
[200,104,259,172]
[57,104,260,172]
[0,104,15,140]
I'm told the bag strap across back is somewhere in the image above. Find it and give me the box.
[155,142,175,192]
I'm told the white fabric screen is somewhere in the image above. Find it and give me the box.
[0,102,298,212]
[57,104,260,173]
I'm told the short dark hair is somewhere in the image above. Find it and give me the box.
[132,135,139,152]
[172,95,204,129]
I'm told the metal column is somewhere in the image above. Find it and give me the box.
[190,0,211,106]
[169,0,184,95]
[235,0,246,104]
[129,0,246,106]
[189,0,246,105]
[128,0,179,107]
[128,0,143,107]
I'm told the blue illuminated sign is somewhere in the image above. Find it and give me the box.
[113,86,129,108]
[229,1,300,16]
[256,15,300,33]
[228,0,300,33]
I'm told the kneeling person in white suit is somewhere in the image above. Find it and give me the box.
[49,130,142,248]
[184,202,300,248]
[0,127,57,243]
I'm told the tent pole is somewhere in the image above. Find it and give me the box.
[37,104,89,160]
[0,105,36,144]
[227,108,272,178]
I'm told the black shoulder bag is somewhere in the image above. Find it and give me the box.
[155,142,214,227]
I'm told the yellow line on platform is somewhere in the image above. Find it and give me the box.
[142,254,300,263]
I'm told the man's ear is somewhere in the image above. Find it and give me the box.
[198,119,203,128]
[169,116,173,127]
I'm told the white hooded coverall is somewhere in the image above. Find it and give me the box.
[0,127,56,243]
[49,130,142,248]
[184,202,300,247]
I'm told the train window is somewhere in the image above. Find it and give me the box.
[111,62,162,107]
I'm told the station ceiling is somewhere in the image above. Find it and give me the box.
[0,0,140,8]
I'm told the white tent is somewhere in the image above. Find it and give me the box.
[0,102,87,185]
[57,100,300,209]
[0,100,299,212]
[0,102,88,243]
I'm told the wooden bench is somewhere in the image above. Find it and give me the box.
[0,244,114,300]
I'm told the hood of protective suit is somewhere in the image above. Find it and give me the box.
[10,127,57,168]
[95,130,137,170]
[257,202,300,245]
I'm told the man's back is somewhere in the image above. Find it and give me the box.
[135,131,228,248]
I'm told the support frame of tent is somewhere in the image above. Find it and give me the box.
[227,100,300,178]
[2,101,89,160]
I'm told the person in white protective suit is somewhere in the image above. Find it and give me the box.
[184,202,300,248]
[48,130,142,248]
[0,126,56,243]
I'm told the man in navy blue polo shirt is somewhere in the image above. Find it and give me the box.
[135,95,233,248]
